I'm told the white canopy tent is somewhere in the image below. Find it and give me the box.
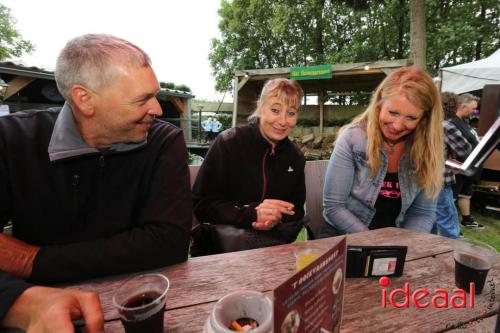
[440,48,500,94]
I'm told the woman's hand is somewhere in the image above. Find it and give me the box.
[252,199,295,230]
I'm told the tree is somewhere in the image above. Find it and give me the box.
[160,81,176,89]
[410,0,426,69]
[159,81,192,92]
[426,0,500,71]
[209,0,337,92]
[0,5,34,60]
[210,0,500,91]
[174,84,192,93]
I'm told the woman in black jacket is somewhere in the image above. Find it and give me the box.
[192,78,306,255]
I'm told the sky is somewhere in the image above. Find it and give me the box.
[1,0,229,102]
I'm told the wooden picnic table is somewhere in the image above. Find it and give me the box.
[66,227,499,332]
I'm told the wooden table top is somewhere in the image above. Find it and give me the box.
[67,228,499,333]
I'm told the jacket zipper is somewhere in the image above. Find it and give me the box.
[260,148,269,201]
[260,146,275,201]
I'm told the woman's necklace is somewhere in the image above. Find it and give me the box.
[385,142,396,155]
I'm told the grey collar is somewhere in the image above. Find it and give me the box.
[48,102,146,161]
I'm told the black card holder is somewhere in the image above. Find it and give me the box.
[346,245,407,278]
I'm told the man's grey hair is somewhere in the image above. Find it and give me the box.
[458,93,479,107]
[55,34,151,103]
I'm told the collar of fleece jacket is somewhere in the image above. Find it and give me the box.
[248,121,292,154]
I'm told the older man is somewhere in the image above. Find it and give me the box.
[0,34,192,332]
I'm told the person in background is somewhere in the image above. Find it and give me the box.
[210,117,223,141]
[201,116,213,143]
[319,67,444,236]
[433,92,472,238]
[0,34,192,332]
[450,93,485,229]
[192,78,306,255]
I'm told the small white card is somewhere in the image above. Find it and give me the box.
[371,257,397,276]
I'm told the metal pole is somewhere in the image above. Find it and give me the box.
[197,105,204,144]
[198,107,202,143]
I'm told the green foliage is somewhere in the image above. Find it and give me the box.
[160,81,192,93]
[0,5,34,60]
[174,84,192,93]
[188,151,195,163]
[160,81,175,89]
[210,0,500,90]
[426,0,500,74]
[216,113,232,131]
[210,0,336,92]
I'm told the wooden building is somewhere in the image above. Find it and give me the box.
[0,61,194,140]
[232,59,411,134]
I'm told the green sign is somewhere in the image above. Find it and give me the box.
[290,64,332,80]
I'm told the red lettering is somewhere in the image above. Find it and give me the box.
[432,289,449,308]
[412,289,430,308]
[390,283,410,308]
[381,282,474,309]
[450,289,467,308]
[469,283,474,308]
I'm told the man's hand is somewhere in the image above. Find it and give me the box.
[2,286,104,333]
[253,199,295,231]
[0,234,39,279]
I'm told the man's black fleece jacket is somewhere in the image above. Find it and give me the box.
[0,109,192,320]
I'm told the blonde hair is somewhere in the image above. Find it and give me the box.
[457,93,479,107]
[343,66,444,198]
[248,78,304,122]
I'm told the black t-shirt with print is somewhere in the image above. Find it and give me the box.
[369,172,401,230]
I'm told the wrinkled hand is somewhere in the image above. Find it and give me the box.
[0,233,39,279]
[252,199,295,231]
[2,286,104,333]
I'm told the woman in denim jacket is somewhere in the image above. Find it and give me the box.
[320,67,444,236]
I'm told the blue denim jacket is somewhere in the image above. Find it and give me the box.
[323,125,437,234]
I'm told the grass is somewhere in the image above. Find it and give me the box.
[461,209,500,251]
[296,227,307,242]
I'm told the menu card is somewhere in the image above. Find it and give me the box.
[445,115,500,176]
[274,237,346,333]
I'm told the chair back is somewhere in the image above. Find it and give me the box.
[304,160,329,239]
[188,164,202,229]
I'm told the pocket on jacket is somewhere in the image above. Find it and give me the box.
[353,151,371,173]
[346,192,375,223]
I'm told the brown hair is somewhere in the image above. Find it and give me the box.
[441,92,459,119]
